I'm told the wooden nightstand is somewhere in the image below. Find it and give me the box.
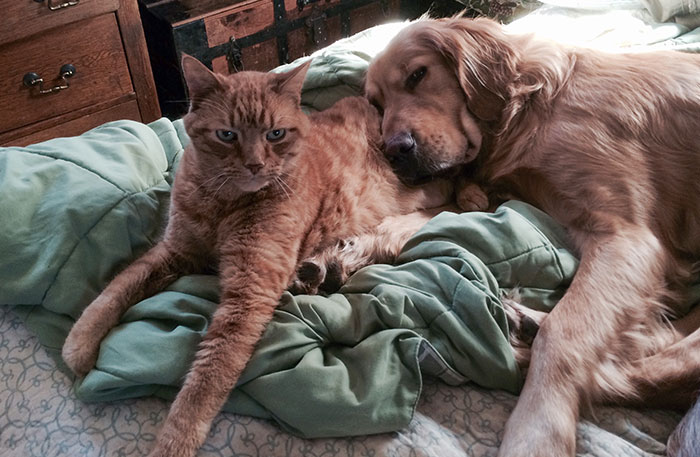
[0,0,161,146]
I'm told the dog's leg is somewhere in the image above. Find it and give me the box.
[587,304,700,410]
[498,226,669,457]
[502,299,700,407]
[614,326,700,410]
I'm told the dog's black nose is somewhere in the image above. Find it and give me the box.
[385,132,416,162]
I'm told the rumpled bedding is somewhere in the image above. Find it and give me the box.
[1,115,586,438]
[510,1,700,51]
[2,3,700,455]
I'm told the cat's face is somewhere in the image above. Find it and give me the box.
[182,56,311,194]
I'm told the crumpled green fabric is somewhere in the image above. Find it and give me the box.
[2,118,186,358]
[75,198,582,439]
[72,199,582,439]
[4,113,700,439]
[0,114,586,437]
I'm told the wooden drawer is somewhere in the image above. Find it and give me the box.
[0,13,134,133]
[0,0,119,45]
[5,99,142,147]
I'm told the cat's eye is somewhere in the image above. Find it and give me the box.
[216,129,237,142]
[266,128,286,142]
[405,66,427,90]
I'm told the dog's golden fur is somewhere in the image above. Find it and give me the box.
[359,17,700,457]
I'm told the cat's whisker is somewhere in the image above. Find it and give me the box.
[274,176,293,200]
[273,173,293,194]
[191,172,229,196]
[212,177,232,199]
[279,171,299,189]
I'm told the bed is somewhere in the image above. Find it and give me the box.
[2,2,699,456]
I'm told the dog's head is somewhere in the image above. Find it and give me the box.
[365,17,517,184]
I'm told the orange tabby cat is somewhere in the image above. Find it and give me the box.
[61,55,451,457]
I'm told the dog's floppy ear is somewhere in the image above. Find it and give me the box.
[423,17,517,122]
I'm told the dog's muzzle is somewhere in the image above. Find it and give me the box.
[384,131,439,185]
[385,131,417,160]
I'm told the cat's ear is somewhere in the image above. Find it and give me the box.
[274,59,312,101]
[181,54,221,99]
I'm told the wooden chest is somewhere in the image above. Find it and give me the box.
[0,0,161,146]
[138,0,421,117]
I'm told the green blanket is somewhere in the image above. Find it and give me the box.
[4,21,698,439]
[0,116,582,438]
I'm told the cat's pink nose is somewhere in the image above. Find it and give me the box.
[246,163,264,175]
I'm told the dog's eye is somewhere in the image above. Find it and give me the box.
[369,98,384,115]
[405,66,427,90]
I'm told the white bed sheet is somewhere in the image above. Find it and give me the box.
[0,308,680,457]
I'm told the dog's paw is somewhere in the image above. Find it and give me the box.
[289,259,348,296]
[502,297,548,376]
[456,181,489,212]
[288,261,325,295]
[289,239,362,295]
[503,299,547,347]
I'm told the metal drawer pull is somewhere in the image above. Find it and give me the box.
[23,64,77,95]
[33,0,80,11]
[49,0,80,11]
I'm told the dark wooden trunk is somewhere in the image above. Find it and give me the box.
[138,0,421,117]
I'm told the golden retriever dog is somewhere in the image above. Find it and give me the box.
[352,16,700,457]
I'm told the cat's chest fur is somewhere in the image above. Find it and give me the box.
[169,98,419,269]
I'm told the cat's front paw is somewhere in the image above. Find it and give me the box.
[62,323,101,377]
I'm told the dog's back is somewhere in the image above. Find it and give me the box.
[486,39,700,262]
[558,49,700,257]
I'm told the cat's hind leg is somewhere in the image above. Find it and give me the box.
[62,241,199,376]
